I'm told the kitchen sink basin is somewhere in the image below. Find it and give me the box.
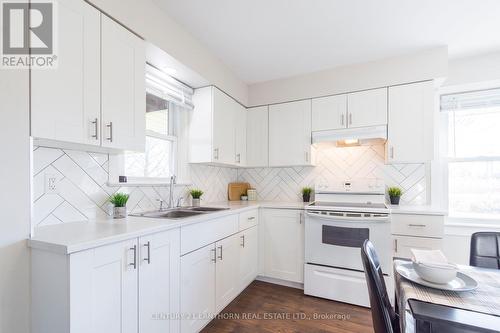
[130,206,229,219]
[185,206,230,212]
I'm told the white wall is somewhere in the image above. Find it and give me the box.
[88,0,248,105]
[445,51,500,87]
[248,46,448,106]
[0,70,31,333]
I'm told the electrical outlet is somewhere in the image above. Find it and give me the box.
[45,174,59,194]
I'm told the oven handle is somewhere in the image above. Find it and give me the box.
[305,212,390,222]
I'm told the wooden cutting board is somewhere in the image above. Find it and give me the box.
[228,182,250,201]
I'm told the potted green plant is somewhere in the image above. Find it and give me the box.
[301,187,313,202]
[388,186,402,205]
[190,189,204,207]
[109,192,130,219]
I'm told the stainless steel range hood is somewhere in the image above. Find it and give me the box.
[312,125,387,146]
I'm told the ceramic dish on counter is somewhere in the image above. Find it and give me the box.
[413,261,458,284]
[396,262,478,292]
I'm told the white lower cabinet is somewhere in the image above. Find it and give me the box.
[31,229,180,333]
[180,243,216,333]
[139,231,181,333]
[260,209,305,283]
[180,223,259,333]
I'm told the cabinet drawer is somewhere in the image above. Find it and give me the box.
[391,214,444,238]
[239,209,258,230]
[393,235,443,260]
[181,214,238,255]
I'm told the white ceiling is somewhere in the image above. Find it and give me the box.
[154,0,500,84]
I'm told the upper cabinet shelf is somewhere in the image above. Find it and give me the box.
[31,0,145,152]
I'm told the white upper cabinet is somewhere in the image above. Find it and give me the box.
[387,81,434,163]
[235,103,247,166]
[190,86,247,167]
[269,100,312,167]
[312,94,348,131]
[246,106,269,167]
[101,15,145,152]
[31,0,100,145]
[31,6,146,152]
[347,88,388,128]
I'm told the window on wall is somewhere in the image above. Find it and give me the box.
[441,87,500,220]
[109,64,194,184]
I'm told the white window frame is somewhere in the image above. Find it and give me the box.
[438,80,500,226]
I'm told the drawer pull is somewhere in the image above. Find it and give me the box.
[247,216,255,221]
[408,224,426,227]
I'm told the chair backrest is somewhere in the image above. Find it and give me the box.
[361,240,399,333]
[470,232,500,269]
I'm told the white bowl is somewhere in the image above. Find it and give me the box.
[413,262,458,284]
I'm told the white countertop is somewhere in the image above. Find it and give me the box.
[389,204,447,216]
[28,200,445,255]
[28,201,305,255]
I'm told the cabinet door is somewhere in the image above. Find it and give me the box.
[347,88,387,128]
[101,15,145,151]
[387,81,434,163]
[215,233,240,312]
[312,94,347,131]
[246,106,269,167]
[71,239,138,333]
[212,88,236,165]
[139,230,180,333]
[393,235,442,260]
[238,226,258,293]
[235,103,247,166]
[180,244,216,333]
[31,0,100,145]
[269,100,312,167]
[262,209,305,283]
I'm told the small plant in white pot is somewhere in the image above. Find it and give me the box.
[190,189,204,207]
[388,187,402,205]
[109,192,130,219]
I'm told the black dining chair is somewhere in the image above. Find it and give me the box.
[361,240,400,333]
[470,232,500,269]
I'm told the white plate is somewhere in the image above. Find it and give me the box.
[396,262,478,292]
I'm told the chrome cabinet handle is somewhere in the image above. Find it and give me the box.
[129,245,137,269]
[217,245,223,260]
[341,114,345,126]
[247,216,255,221]
[408,224,426,228]
[390,146,394,159]
[214,148,219,160]
[305,151,309,163]
[240,235,245,248]
[349,113,352,125]
[91,118,98,140]
[211,248,216,263]
[143,241,151,264]
[236,153,241,163]
[106,122,113,142]
[299,211,303,224]
[394,239,398,252]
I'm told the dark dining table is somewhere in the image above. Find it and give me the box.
[394,259,500,333]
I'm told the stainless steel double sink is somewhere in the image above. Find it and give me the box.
[130,206,229,219]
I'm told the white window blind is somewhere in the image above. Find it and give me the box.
[441,88,500,112]
[145,64,194,110]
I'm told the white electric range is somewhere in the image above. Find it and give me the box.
[304,182,394,307]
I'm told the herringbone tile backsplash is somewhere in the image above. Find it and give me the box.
[238,143,427,204]
[33,143,426,226]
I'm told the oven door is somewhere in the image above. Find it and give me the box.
[305,211,392,274]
